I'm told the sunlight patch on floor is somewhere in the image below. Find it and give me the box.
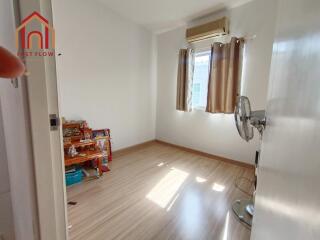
[195,176,207,183]
[146,168,189,208]
[212,183,225,192]
[166,193,180,212]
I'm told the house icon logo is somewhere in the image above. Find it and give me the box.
[16,11,55,55]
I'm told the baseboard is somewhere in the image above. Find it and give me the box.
[113,140,157,158]
[155,140,254,169]
[112,139,254,169]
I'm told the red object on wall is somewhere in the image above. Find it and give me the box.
[106,129,112,161]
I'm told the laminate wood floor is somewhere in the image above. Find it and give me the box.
[67,142,254,240]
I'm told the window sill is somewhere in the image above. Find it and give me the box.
[192,107,206,112]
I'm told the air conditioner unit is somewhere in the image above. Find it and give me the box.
[186,17,229,43]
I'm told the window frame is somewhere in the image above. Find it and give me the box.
[191,49,211,111]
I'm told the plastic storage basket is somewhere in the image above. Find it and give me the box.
[65,168,83,186]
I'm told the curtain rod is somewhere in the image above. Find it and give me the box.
[188,34,256,51]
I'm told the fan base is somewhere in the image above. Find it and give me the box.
[232,199,253,227]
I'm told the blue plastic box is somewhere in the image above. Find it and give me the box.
[65,169,83,186]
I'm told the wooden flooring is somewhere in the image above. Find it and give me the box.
[67,142,254,240]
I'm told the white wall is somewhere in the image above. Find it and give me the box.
[156,0,277,164]
[53,0,156,150]
[53,0,277,163]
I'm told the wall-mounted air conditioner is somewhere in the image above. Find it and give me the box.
[186,17,229,43]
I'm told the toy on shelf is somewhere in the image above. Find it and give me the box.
[92,129,112,172]
[92,129,112,161]
[62,120,113,185]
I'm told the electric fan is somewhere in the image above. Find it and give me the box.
[232,96,266,226]
[234,96,266,141]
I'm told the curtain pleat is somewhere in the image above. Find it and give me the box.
[176,49,194,112]
[206,37,244,113]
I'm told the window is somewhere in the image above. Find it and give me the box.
[192,51,210,109]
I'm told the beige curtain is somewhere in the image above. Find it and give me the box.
[176,48,194,112]
[206,37,244,113]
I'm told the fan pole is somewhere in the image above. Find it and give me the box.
[233,96,266,227]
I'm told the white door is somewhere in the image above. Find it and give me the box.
[0,0,39,239]
[0,105,15,240]
[251,0,320,239]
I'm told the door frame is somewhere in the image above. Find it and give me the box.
[14,0,69,239]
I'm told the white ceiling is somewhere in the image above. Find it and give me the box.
[97,0,252,33]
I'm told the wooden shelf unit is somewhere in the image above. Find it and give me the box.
[63,121,105,176]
